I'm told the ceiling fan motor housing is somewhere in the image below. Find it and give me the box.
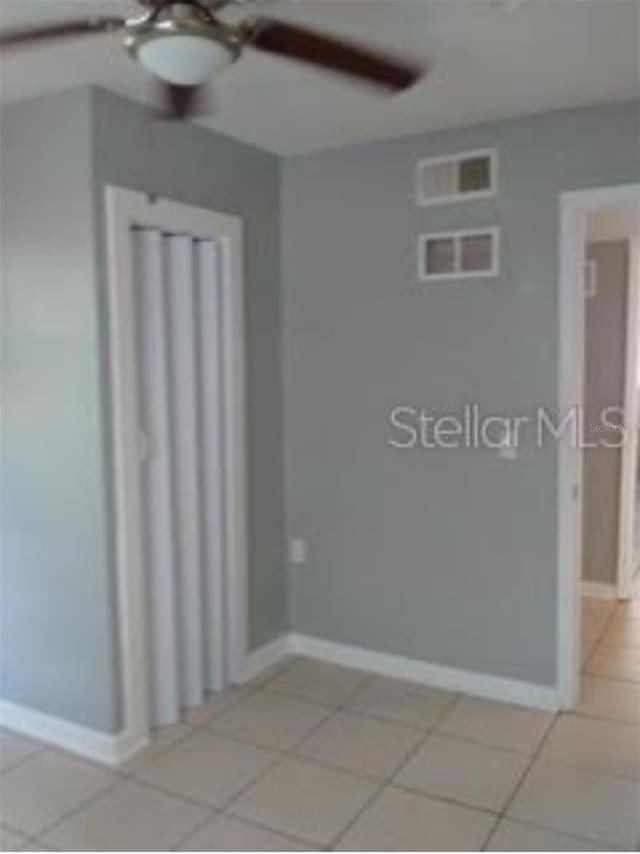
[125,2,241,86]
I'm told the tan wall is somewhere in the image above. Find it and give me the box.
[583,240,629,585]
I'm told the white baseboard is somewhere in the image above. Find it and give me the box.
[2,630,560,765]
[241,633,559,712]
[581,581,617,600]
[290,633,559,711]
[239,635,291,684]
[0,699,148,767]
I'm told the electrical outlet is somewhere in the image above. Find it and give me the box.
[289,538,307,566]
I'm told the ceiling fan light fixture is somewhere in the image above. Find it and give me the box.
[136,33,235,85]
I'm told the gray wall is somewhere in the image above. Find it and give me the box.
[3,88,638,735]
[1,86,287,733]
[0,90,121,730]
[282,101,640,687]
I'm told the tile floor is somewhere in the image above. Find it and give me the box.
[0,597,638,851]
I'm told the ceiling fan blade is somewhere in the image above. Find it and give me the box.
[243,17,424,92]
[158,81,214,121]
[0,17,125,49]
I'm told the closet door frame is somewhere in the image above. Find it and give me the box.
[105,186,247,753]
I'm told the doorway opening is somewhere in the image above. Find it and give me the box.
[105,187,248,754]
[558,184,640,708]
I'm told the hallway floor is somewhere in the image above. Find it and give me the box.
[1,596,638,852]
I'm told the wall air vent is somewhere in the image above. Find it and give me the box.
[418,228,500,281]
[416,149,497,206]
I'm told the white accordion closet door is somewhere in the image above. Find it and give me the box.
[196,240,226,692]
[132,229,180,727]
[166,235,205,710]
[133,228,228,728]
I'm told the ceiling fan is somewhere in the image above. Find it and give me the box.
[0,0,426,119]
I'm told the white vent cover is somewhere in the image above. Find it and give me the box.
[418,228,500,281]
[416,149,497,205]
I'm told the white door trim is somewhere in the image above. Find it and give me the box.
[557,183,640,708]
[104,186,248,749]
[618,235,640,599]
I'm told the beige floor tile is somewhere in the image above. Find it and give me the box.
[602,616,640,648]
[335,785,495,851]
[507,759,640,849]
[183,687,249,726]
[580,642,597,667]
[581,596,614,617]
[41,779,207,851]
[487,818,604,851]
[618,597,640,618]
[240,658,296,690]
[133,729,278,808]
[580,609,613,646]
[264,658,368,706]
[296,711,422,780]
[178,812,312,851]
[587,643,640,681]
[610,611,640,628]
[0,825,28,851]
[581,614,610,642]
[346,675,457,729]
[0,730,43,773]
[577,676,640,725]
[395,732,528,812]
[210,690,330,751]
[541,715,640,781]
[0,750,116,835]
[580,623,603,661]
[229,757,377,846]
[580,621,602,646]
[120,721,193,772]
[438,695,553,753]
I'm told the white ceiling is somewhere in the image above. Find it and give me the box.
[1,0,639,154]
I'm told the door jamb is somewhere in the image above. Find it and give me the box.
[618,235,640,599]
[104,186,248,748]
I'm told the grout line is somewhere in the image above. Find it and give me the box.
[582,599,640,683]
[30,714,230,842]
[176,681,362,850]
[119,678,275,778]
[0,742,48,777]
[0,819,37,838]
[174,664,375,849]
[21,672,323,851]
[2,745,128,843]
[583,598,622,667]
[178,672,476,850]
[6,629,637,850]
[31,778,123,843]
[327,686,461,850]
[168,807,220,852]
[480,708,559,851]
[176,807,325,852]
[389,778,504,818]
[567,706,640,728]
[216,669,384,848]
[482,595,638,851]
[343,676,461,733]
[493,813,627,851]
